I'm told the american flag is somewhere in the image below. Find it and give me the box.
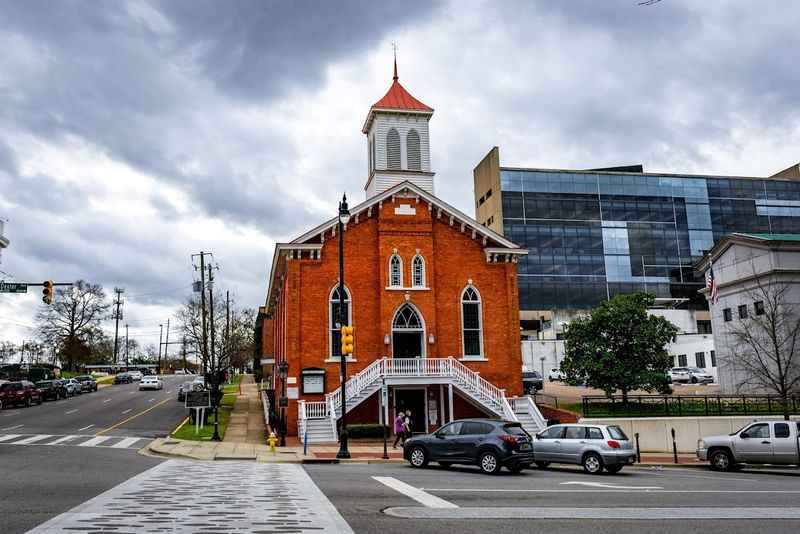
[706,266,718,305]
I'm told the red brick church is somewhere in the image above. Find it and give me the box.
[261,62,545,442]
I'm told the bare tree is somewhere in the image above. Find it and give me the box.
[35,280,110,371]
[725,277,800,420]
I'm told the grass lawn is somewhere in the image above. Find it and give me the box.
[94,375,115,386]
[171,378,241,441]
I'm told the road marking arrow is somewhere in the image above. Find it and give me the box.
[561,481,663,490]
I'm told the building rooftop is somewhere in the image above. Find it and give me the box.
[734,233,800,242]
[362,59,433,133]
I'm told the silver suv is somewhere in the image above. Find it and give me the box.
[533,423,636,474]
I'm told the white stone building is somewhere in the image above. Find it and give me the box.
[697,233,800,394]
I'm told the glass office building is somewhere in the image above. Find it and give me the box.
[474,147,800,313]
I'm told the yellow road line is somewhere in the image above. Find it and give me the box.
[171,416,191,436]
[95,397,172,436]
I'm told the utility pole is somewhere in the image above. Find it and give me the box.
[182,335,187,373]
[225,290,230,372]
[112,287,124,366]
[158,324,163,375]
[163,318,170,374]
[191,252,210,375]
[208,263,220,441]
[125,324,129,367]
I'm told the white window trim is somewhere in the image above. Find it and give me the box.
[411,254,426,288]
[389,253,403,288]
[328,284,353,360]
[460,285,484,359]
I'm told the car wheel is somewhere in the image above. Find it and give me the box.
[582,452,603,474]
[535,461,551,469]
[605,465,623,474]
[408,447,428,468]
[691,376,698,384]
[710,450,736,472]
[478,451,501,475]
[438,462,451,469]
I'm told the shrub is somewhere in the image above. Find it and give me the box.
[346,424,390,439]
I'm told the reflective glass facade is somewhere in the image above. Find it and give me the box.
[500,169,800,311]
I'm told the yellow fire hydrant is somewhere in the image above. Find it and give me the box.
[267,431,278,453]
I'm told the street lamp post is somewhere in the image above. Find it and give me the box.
[336,193,351,459]
[278,360,289,447]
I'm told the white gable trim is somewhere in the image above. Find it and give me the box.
[290,181,524,251]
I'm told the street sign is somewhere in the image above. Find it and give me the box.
[185,390,211,409]
[0,282,27,293]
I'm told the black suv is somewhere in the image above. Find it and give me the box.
[74,375,98,392]
[35,380,68,401]
[114,372,133,384]
[403,418,535,474]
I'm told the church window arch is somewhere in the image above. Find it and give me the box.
[411,254,425,287]
[389,253,403,287]
[407,129,421,170]
[461,285,484,358]
[387,128,401,170]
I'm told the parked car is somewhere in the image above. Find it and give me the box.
[74,375,98,392]
[139,376,163,391]
[668,367,691,383]
[35,380,67,401]
[685,367,714,384]
[128,370,144,381]
[533,423,636,474]
[548,368,566,381]
[177,381,194,402]
[114,372,133,384]
[403,419,535,474]
[522,371,544,393]
[0,381,43,408]
[698,420,800,471]
[63,378,83,396]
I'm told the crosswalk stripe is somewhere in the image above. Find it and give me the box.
[110,437,140,449]
[49,435,80,445]
[0,434,22,442]
[78,436,112,447]
[10,434,53,445]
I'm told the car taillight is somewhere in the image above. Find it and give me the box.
[499,434,518,445]
[607,440,621,449]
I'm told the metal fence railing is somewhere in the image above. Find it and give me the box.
[582,395,800,418]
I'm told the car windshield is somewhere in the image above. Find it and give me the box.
[688,368,703,373]
[607,426,629,440]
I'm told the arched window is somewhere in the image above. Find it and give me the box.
[329,285,351,358]
[407,129,421,170]
[411,254,425,287]
[461,286,483,358]
[389,253,402,287]
[386,128,401,170]
[393,304,422,330]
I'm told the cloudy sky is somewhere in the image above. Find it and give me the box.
[1,0,799,350]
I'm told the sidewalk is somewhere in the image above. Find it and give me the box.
[146,436,703,466]
[222,375,266,445]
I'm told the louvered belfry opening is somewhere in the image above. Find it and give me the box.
[386,128,401,169]
[407,129,421,170]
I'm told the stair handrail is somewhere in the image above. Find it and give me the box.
[327,357,386,413]
[523,394,547,429]
[298,400,307,441]
[327,393,338,438]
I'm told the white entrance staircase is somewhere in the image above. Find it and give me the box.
[297,357,547,444]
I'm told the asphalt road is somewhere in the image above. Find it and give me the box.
[306,462,800,534]
[0,444,162,534]
[0,374,189,438]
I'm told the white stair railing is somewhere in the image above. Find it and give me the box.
[327,394,338,438]
[297,400,306,440]
[509,395,547,430]
[323,357,518,422]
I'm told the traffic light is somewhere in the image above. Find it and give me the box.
[340,325,354,355]
[42,280,54,305]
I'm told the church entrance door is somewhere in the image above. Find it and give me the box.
[391,304,424,358]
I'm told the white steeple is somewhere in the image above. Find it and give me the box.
[362,57,435,199]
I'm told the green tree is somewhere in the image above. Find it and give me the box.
[561,293,678,400]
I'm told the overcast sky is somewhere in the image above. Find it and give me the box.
[1,0,799,350]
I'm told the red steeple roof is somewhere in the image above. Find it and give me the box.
[370,58,433,112]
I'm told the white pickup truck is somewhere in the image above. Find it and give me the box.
[697,420,800,471]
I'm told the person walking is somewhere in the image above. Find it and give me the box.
[404,409,413,440]
[392,412,406,448]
